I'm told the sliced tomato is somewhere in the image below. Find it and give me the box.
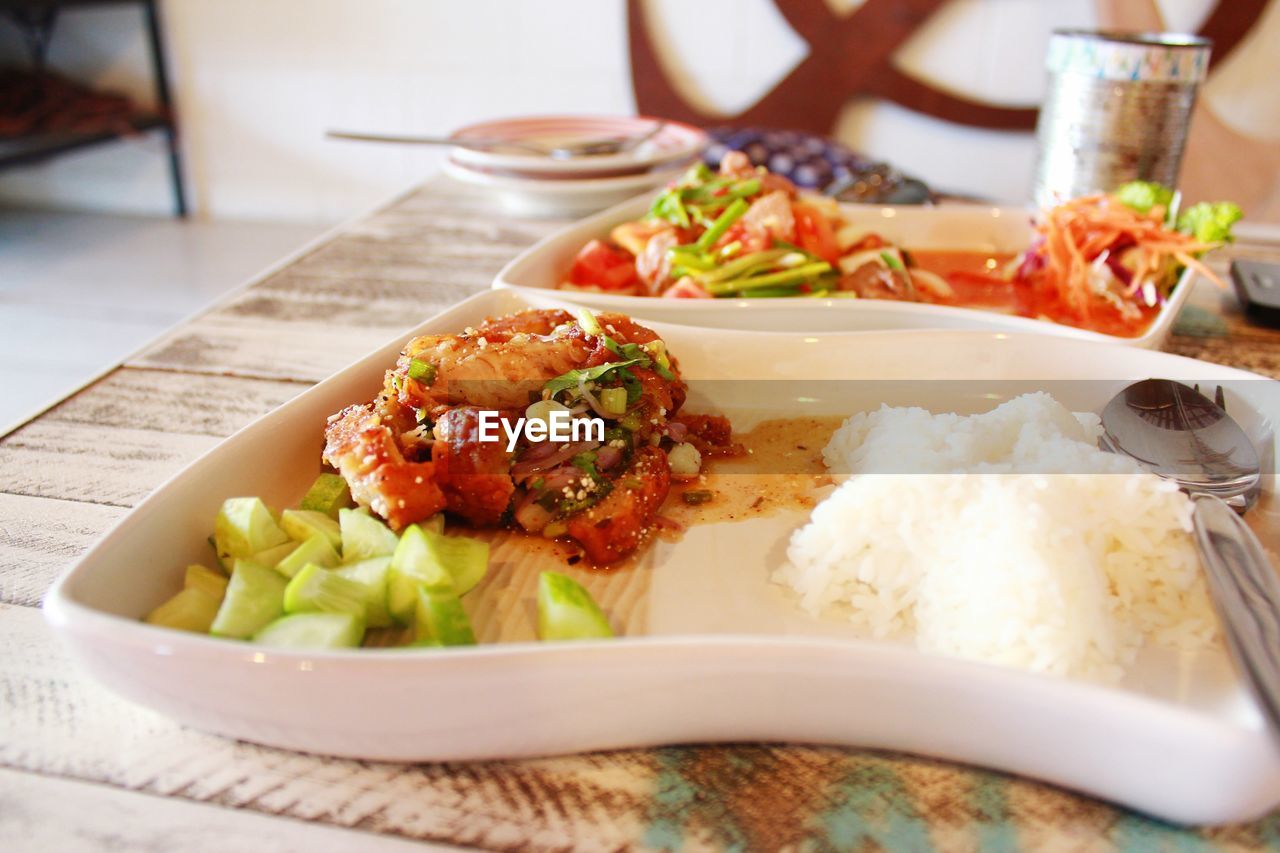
[662,278,712,299]
[568,239,640,291]
[792,203,840,265]
[715,222,771,255]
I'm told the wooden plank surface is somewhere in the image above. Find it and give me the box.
[0,768,453,853]
[6,177,1280,850]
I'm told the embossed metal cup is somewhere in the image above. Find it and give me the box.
[1032,30,1211,208]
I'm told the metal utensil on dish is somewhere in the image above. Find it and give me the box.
[326,121,668,160]
[1100,378,1280,734]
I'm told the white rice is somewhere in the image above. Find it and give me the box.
[776,392,1219,683]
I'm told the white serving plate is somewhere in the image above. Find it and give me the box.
[45,289,1280,825]
[493,195,1198,347]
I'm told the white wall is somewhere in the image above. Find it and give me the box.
[0,0,1275,223]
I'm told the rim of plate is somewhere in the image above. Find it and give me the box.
[443,157,688,195]
[448,115,708,175]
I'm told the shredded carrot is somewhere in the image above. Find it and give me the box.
[1023,193,1227,321]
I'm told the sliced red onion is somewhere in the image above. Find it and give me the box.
[539,464,584,492]
[510,440,599,482]
[521,440,563,462]
[595,445,622,470]
[514,491,553,532]
[666,421,689,442]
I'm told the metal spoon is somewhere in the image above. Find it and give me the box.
[1101,378,1280,735]
[1100,378,1261,511]
[326,121,668,160]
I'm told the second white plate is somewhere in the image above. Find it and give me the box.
[494,196,1197,347]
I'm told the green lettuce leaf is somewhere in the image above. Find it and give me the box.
[1113,181,1174,214]
[1176,201,1243,244]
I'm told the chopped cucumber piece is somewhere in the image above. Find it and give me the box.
[340,508,399,563]
[250,540,299,570]
[537,571,614,641]
[387,524,454,624]
[253,612,364,649]
[184,564,228,600]
[214,497,290,560]
[208,535,229,572]
[422,513,446,535]
[210,559,288,639]
[335,556,393,628]
[284,563,368,617]
[281,509,342,550]
[414,585,476,646]
[145,586,221,633]
[299,473,352,517]
[427,530,488,596]
[386,525,488,623]
[274,533,339,579]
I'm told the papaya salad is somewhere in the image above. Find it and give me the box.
[560,152,1241,337]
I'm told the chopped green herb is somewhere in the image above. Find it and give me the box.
[682,489,714,505]
[543,358,644,397]
[576,309,603,337]
[408,359,436,385]
[599,386,628,415]
[695,197,748,251]
[879,251,904,272]
[570,452,599,477]
[650,189,690,228]
[619,368,643,405]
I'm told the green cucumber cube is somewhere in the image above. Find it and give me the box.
[208,535,229,572]
[280,509,342,550]
[335,556,393,628]
[283,563,367,617]
[184,564,228,600]
[340,508,399,563]
[386,525,488,624]
[537,571,614,641]
[214,497,290,560]
[253,612,364,649]
[387,524,454,624]
[250,540,299,570]
[426,530,488,596]
[210,559,288,639]
[299,473,352,518]
[274,534,339,579]
[414,585,476,646]
[422,513,445,535]
[145,586,221,633]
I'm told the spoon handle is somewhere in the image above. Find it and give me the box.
[326,131,541,153]
[1193,494,1280,737]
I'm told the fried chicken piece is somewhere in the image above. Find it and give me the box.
[431,407,516,526]
[323,402,445,530]
[566,446,671,563]
[393,309,593,417]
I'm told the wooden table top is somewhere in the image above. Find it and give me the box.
[5,177,1280,851]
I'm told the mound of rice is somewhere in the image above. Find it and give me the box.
[776,392,1219,683]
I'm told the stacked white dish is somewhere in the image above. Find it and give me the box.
[442,115,707,217]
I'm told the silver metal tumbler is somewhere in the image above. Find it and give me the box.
[1032,30,1212,208]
